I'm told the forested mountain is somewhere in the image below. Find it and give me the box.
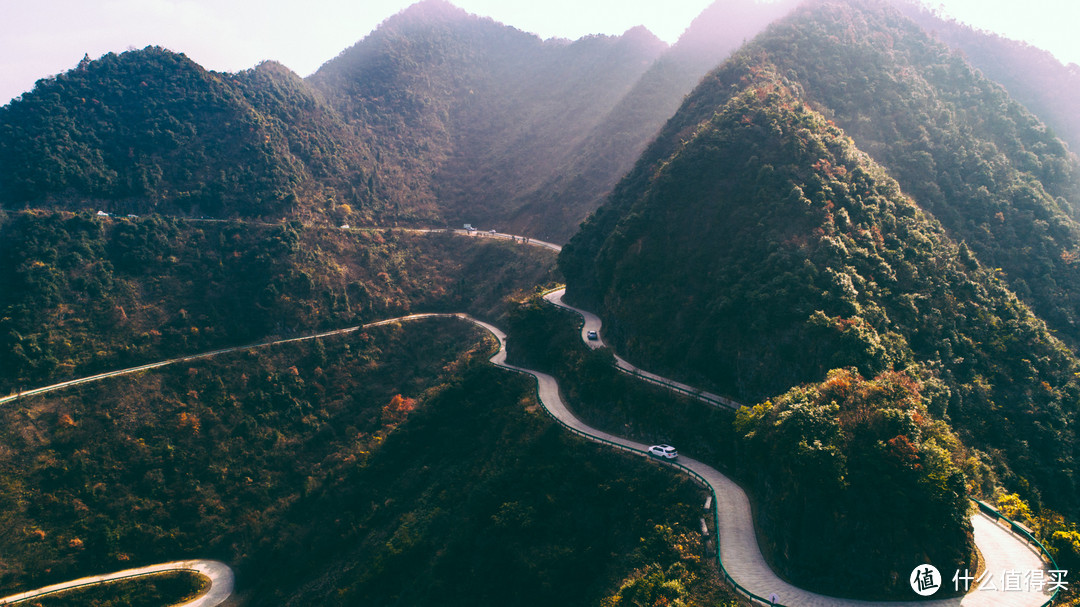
[502,0,799,241]
[10,0,1080,600]
[896,0,1080,157]
[560,0,1080,589]
[0,317,727,606]
[564,0,1080,385]
[0,49,375,220]
[758,0,1080,347]
[0,3,668,232]
[6,0,1076,247]
[0,0,800,242]
[308,0,668,235]
[0,212,558,395]
[307,0,798,240]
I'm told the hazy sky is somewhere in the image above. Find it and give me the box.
[2,0,1079,106]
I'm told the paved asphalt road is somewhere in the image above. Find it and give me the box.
[543,288,742,409]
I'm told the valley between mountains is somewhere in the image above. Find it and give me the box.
[3,0,1080,604]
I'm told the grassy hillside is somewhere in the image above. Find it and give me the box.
[0,212,558,395]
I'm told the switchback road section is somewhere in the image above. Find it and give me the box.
[540,288,1056,607]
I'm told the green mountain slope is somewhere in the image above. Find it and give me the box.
[896,0,1080,158]
[502,0,799,242]
[309,0,668,234]
[754,0,1080,346]
[0,320,723,605]
[560,0,1080,544]
[0,1,685,238]
[0,48,373,219]
[0,212,558,395]
[569,0,1080,341]
[736,368,972,597]
[0,0,802,241]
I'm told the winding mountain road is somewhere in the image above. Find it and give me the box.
[543,288,742,409]
[542,289,1055,607]
[0,314,458,407]
[0,231,1058,606]
[399,227,562,252]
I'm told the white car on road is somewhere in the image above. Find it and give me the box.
[648,444,678,460]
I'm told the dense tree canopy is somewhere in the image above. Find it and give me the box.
[897,0,1080,158]
[755,0,1080,346]
[0,212,558,394]
[735,368,971,597]
[0,320,720,606]
[561,0,1080,525]
[0,48,376,219]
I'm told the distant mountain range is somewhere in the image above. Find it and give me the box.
[0,0,795,241]
[7,0,1075,243]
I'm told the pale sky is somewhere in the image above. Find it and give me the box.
[2,0,1079,106]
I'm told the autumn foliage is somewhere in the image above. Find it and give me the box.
[735,368,972,597]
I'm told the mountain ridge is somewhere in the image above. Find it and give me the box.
[308,1,671,233]
[559,0,1080,587]
[894,0,1080,155]
[0,47,376,220]
[501,0,799,240]
[0,0,800,241]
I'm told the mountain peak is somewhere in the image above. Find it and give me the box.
[620,25,666,50]
[673,0,798,58]
[395,0,470,23]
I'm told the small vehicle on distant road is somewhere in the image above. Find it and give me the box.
[648,444,678,460]
[587,330,598,341]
